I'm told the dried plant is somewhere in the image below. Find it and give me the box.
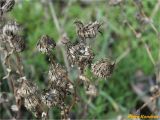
[3,0,160,119]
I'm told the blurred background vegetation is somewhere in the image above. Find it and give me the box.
[1,0,160,119]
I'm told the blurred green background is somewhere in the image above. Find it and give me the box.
[1,0,160,119]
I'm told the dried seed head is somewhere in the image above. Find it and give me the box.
[41,89,63,108]
[24,95,47,118]
[17,78,38,97]
[48,63,73,94]
[92,58,115,78]
[0,0,15,15]
[67,42,94,70]
[11,35,25,52]
[74,20,102,41]
[37,35,56,54]
[3,21,20,37]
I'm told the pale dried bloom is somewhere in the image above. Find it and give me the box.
[17,77,38,97]
[37,35,56,54]
[0,0,15,15]
[3,21,20,37]
[74,20,102,41]
[92,58,115,78]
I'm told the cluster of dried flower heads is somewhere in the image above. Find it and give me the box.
[0,0,115,119]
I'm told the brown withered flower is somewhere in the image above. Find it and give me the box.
[37,35,56,54]
[24,95,47,118]
[2,21,20,37]
[62,38,94,71]
[48,63,73,94]
[41,88,64,108]
[91,58,115,78]
[17,77,38,97]
[0,0,15,15]
[74,20,102,41]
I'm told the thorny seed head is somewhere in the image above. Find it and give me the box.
[91,58,115,78]
[37,35,56,54]
[17,77,38,97]
[0,0,15,15]
[3,21,21,37]
[74,20,102,41]
[66,42,94,71]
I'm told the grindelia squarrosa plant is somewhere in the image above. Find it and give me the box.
[0,0,115,119]
[0,0,160,120]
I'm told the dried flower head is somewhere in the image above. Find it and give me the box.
[11,35,25,52]
[66,42,94,71]
[41,89,64,108]
[48,63,73,94]
[17,77,38,97]
[3,21,20,37]
[0,0,15,15]
[74,20,102,41]
[37,35,56,54]
[92,58,115,78]
[24,95,47,118]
